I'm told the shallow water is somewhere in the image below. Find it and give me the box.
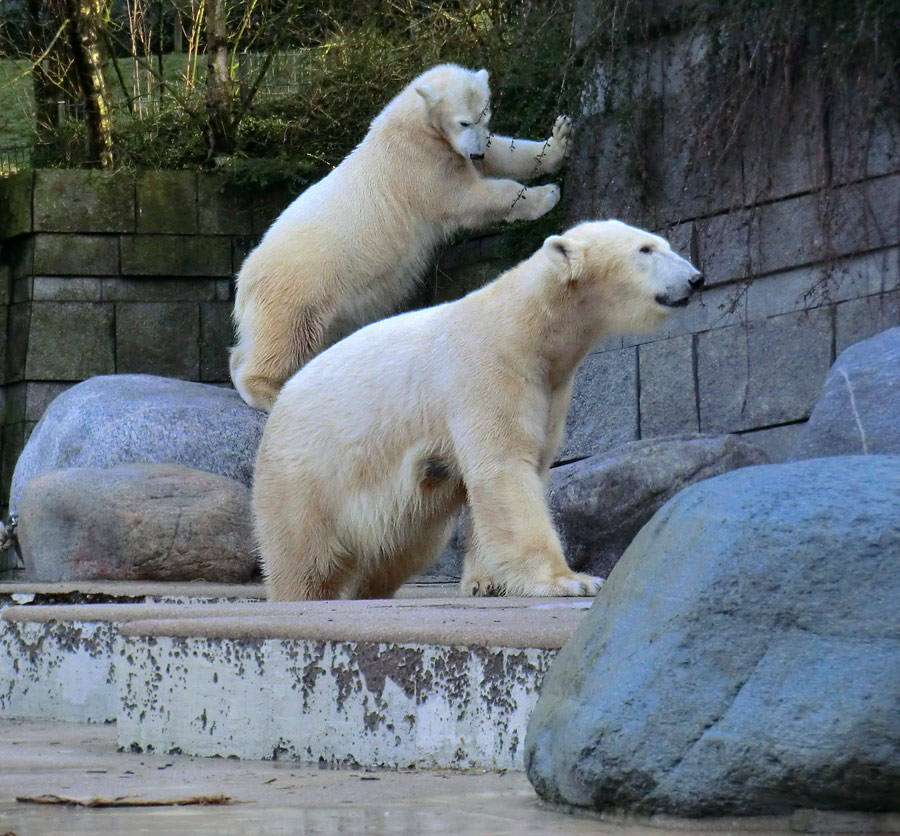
[1,720,896,836]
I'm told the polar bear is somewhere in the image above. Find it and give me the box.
[230,63,572,410]
[252,220,703,600]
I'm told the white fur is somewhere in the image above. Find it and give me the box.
[230,63,572,411]
[253,220,701,601]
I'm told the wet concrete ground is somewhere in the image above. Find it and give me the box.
[5,720,896,836]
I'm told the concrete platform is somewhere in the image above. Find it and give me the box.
[0,582,590,769]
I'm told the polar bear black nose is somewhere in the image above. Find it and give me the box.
[689,272,705,291]
[470,153,485,160]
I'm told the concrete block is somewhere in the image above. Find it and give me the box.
[32,234,119,276]
[558,347,638,462]
[136,171,198,234]
[639,335,698,438]
[736,423,805,464]
[197,174,253,235]
[25,302,115,380]
[100,277,217,302]
[746,250,890,322]
[252,184,294,236]
[697,308,832,433]
[32,277,103,302]
[231,237,256,275]
[24,381,72,422]
[5,304,30,383]
[0,171,34,238]
[3,383,26,424]
[116,302,200,379]
[835,289,900,355]
[200,302,234,382]
[828,95,900,184]
[5,237,34,280]
[757,175,900,277]
[1,423,24,509]
[687,209,757,288]
[12,276,31,303]
[0,305,6,386]
[0,264,9,306]
[121,235,232,277]
[215,279,233,301]
[665,282,748,339]
[33,170,135,233]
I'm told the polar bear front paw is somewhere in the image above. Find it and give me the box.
[512,183,560,222]
[541,115,572,174]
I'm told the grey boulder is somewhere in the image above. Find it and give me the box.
[525,455,900,817]
[789,326,900,460]
[549,434,768,578]
[18,463,256,582]
[10,374,266,513]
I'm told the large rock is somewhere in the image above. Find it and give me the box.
[525,455,900,817]
[18,463,256,582]
[789,326,900,460]
[549,434,768,578]
[10,374,266,513]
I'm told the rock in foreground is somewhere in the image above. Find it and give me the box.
[525,455,900,817]
[18,463,256,582]
[10,374,266,513]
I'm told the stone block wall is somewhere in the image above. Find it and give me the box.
[0,169,292,513]
[555,12,900,462]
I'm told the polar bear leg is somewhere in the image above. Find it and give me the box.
[232,303,328,411]
[461,462,601,597]
[457,178,561,228]
[480,116,572,180]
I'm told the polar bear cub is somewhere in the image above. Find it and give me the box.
[231,63,572,411]
[253,220,703,600]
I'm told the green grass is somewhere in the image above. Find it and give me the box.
[0,58,37,150]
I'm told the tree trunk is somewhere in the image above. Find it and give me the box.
[204,0,235,158]
[63,0,115,168]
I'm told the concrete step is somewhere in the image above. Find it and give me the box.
[0,582,592,770]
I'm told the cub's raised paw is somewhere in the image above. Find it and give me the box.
[541,115,572,173]
[551,115,572,151]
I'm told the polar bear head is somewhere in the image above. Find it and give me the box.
[414,64,492,161]
[543,219,704,334]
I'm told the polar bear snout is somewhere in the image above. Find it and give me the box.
[652,250,704,308]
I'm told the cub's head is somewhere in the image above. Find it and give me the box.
[543,220,704,335]
[414,64,492,161]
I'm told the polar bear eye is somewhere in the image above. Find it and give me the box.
[639,245,653,254]
[459,121,472,128]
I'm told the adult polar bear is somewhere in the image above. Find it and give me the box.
[230,63,571,410]
[253,220,704,600]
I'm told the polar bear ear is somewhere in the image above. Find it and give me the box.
[544,235,585,283]
[415,84,442,110]
[476,69,489,84]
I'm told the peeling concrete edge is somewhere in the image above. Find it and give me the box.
[117,610,586,650]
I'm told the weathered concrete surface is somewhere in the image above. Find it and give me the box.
[0,588,589,769]
[8,719,862,836]
[526,455,900,817]
[117,634,555,770]
[0,619,120,723]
